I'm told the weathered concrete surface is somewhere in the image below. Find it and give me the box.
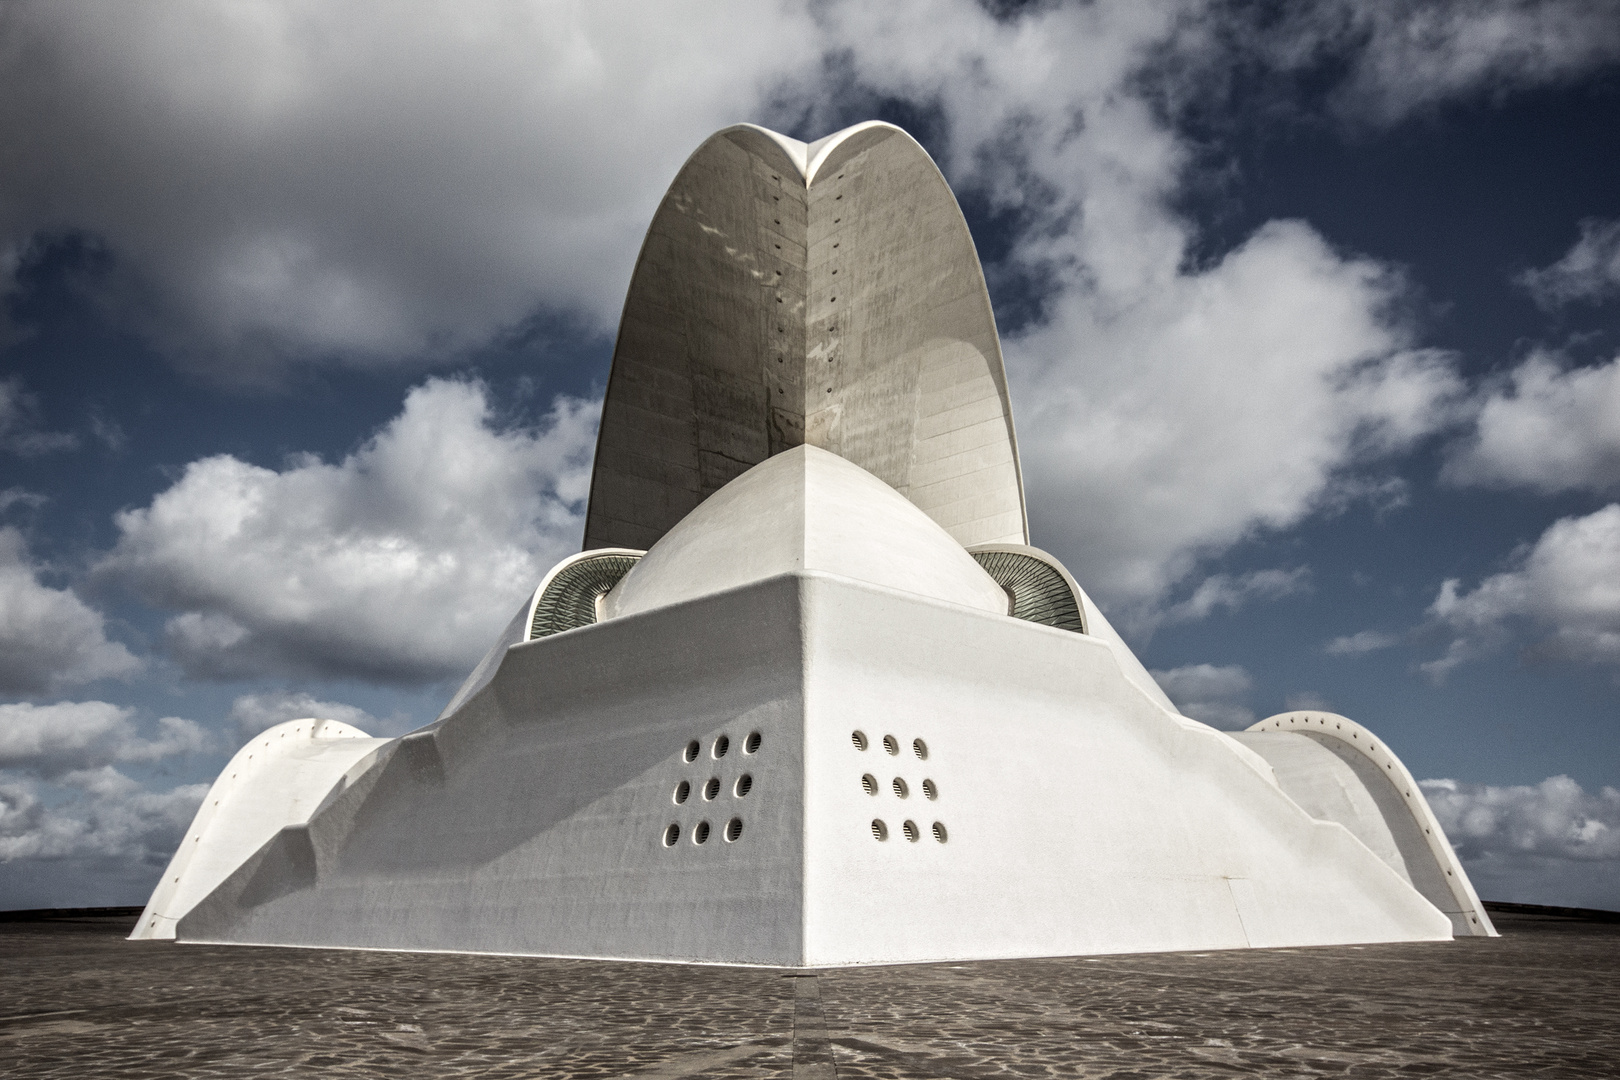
[2,908,1615,1077]
[585,122,1027,552]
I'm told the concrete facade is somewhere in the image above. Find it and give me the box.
[134,122,1495,963]
[584,122,1027,552]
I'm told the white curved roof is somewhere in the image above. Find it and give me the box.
[603,445,1010,619]
[585,121,1027,553]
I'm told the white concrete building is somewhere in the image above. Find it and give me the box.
[133,123,1495,964]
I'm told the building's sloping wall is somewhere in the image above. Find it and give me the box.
[176,578,809,965]
[584,122,1026,552]
[1232,712,1497,937]
[798,576,1452,965]
[129,718,387,940]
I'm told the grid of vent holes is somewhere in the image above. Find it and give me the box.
[852,729,946,844]
[663,731,760,848]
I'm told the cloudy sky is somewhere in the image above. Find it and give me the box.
[2,0,1619,911]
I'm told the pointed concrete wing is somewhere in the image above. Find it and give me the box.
[584,121,1029,551]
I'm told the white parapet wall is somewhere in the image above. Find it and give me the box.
[130,718,390,940]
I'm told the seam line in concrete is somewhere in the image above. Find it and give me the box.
[792,975,838,1079]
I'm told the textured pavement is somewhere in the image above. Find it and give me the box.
[2,908,1615,1078]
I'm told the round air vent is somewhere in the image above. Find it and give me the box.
[734,774,753,798]
[713,735,730,758]
[882,735,899,755]
[892,777,909,799]
[663,824,680,846]
[932,821,948,843]
[912,738,928,760]
[861,773,877,796]
[744,731,762,754]
[683,741,700,763]
[725,818,744,842]
[852,730,868,751]
[703,777,721,801]
[902,820,920,842]
[693,821,711,844]
[674,780,691,804]
[922,779,938,800]
[871,819,888,841]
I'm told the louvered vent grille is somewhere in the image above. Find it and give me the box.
[970,550,1086,634]
[529,554,642,640]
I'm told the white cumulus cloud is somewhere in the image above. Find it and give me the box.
[0,527,142,694]
[1325,629,1400,655]
[0,378,78,455]
[0,700,209,777]
[0,0,822,377]
[1151,663,1256,729]
[97,378,597,683]
[226,691,388,744]
[1444,352,1620,495]
[1424,774,1620,862]
[0,768,206,864]
[1424,504,1620,679]
[1519,218,1620,308]
[1422,773,1620,908]
[1296,0,1620,123]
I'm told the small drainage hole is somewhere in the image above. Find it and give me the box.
[861,773,878,796]
[713,735,730,758]
[725,817,743,842]
[683,740,700,763]
[922,779,938,800]
[871,819,888,841]
[744,731,762,754]
[932,821,948,843]
[674,780,691,804]
[734,774,753,798]
[663,824,680,846]
[913,738,928,760]
[892,777,909,798]
[703,777,721,801]
[852,730,868,751]
[902,820,920,843]
[693,821,711,844]
[882,734,899,755]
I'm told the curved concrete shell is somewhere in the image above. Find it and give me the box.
[1232,711,1496,937]
[584,122,1028,552]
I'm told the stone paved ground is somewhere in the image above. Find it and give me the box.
[2,909,1615,1078]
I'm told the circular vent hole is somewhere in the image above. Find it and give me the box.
[703,777,721,801]
[922,779,938,800]
[693,821,711,844]
[852,730,868,751]
[892,777,909,799]
[744,731,762,754]
[861,773,877,796]
[913,738,928,760]
[713,735,730,758]
[734,774,753,798]
[882,735,899,755]
[871,819,888,841]
[674,780,691,804]
[902,820,920,842]
[725,817,743,842]
[932,821,948,843]
[683,741,700,763]
[663,824,680,847]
